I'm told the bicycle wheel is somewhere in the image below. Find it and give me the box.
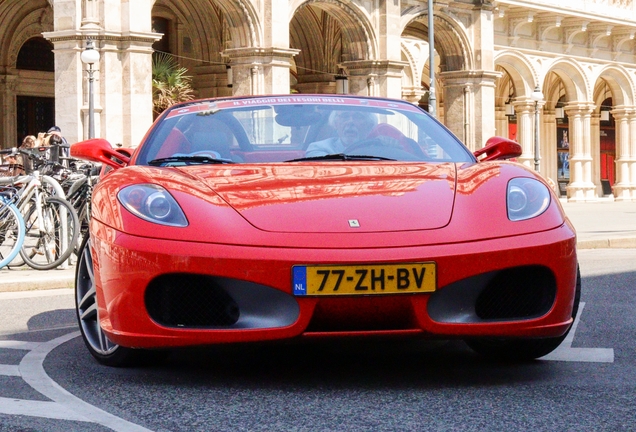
[0,198,26,269]
[20,196,80,270]
[74,200,90,256]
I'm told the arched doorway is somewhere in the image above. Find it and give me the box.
[16,37,55,145]
[598,96,615,195]
[290,1,375,95]
[555,94,569,196]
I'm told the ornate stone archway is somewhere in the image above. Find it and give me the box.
[593,66,636,200]
[0,0,53,147]
[402,5,496,150]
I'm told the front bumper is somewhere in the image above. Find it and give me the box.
[90,220,577,349]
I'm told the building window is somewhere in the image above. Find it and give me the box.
[16,37,54,72]
[152,17,171,54]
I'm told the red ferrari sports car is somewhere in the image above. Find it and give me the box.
[71,95,579,367]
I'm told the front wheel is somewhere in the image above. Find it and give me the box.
[465,266,582,361]
[75,236,167,367]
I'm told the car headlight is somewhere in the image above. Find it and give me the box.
[507,178,551,221]
[118,184,188,227]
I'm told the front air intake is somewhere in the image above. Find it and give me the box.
[145,274,240,328]
[474,266,556,320]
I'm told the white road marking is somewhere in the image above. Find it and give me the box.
[541,302,615,363]
[0,340,41,350]
[0,397,87,421]
[0,297,616,429]
[0,364,20,376]
[0,331,153,431]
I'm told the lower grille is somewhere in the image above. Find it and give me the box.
[427,265,558,324]
[475,266,556,320]
[145,274,240,327]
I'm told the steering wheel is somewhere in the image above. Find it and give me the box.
[366,124,427,157]
[344,138,421,161]
[344,138,386,154]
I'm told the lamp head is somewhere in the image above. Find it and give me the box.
[531,85,544,102]
[335,68,348,94]
[80,39,100,65]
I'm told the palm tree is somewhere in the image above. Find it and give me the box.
[152,52,194,118]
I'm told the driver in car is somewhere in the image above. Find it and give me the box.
[305,110,378,157]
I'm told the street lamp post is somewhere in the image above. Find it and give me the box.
[530,85,544,172]
[80,39,100,139]
[428,0,436,118]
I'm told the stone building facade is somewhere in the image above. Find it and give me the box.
[2,0,636,201]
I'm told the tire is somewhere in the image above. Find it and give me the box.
[75,236,167,367]
[0,198,26,269]
[20,196,80,270]
[465,265,582,361]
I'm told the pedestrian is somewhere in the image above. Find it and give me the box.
[20,135,37,149]
[17,135,38,174]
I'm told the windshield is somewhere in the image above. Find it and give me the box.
[136,96,475,165]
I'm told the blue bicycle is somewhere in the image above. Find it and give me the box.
[0,186,26,269]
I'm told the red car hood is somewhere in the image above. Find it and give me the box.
[183,163,456,233]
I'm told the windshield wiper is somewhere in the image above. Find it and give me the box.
[285,153,395,162]
[148,155,235,166]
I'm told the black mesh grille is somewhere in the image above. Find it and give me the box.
[145,274,240,327]
[475,266,556,320]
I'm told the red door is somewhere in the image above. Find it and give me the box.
[600,128,615,195]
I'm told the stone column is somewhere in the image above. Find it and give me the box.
[629,111,636,200]
[439,70,499,151]
[612,108,632,200]
[43,0,159,146]
[0,76,18,148]
[340,60,407,100]
[42,0,83,145]
[377,0,402,62]
[512,101,535,168]
[590,112,602,196]
[435,3,497,150]
[402,88,427,106]
[565,103,596,201]
[543,110,558,185]
[81,0,100,29]
[222,48,299,96]
[494,107,509,139]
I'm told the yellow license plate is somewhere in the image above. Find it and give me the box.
[292,263,436,296]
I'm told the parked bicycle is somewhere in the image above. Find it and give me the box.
[58,161,100,255]
[0,147,79,270]
[0,186,26,269]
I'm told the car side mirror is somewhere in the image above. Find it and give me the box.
[473,136,522,162]
[71,138,130,170]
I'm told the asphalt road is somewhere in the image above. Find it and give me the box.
[0,248,634,431]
